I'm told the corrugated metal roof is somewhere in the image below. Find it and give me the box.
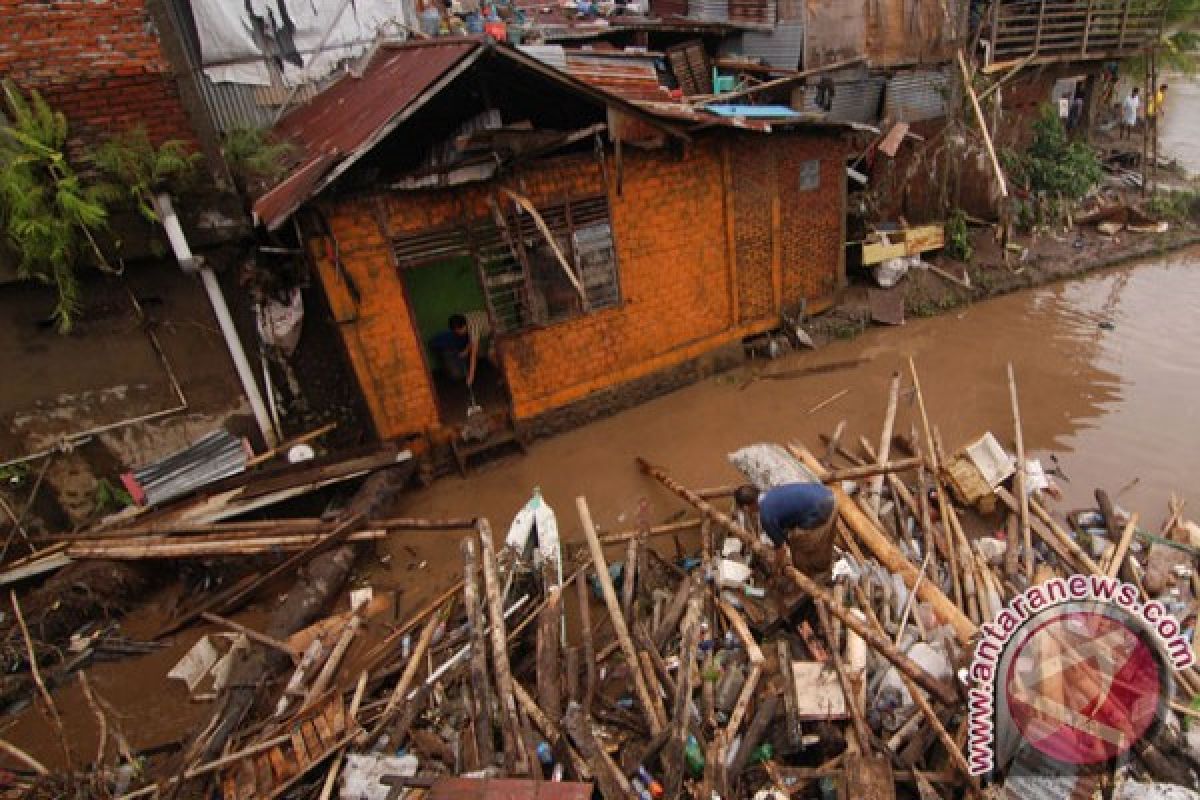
[254,38,690,229]
[254,39,482,230]
[721,19,803,69]
[796,74,885,124]
[688,0,729,23]
[883,68,950,123]
[564,50,672,102]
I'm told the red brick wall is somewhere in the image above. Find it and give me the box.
[0,0,197,154]
[313,131,846,440]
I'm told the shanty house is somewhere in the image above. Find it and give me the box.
[255,38,853,452]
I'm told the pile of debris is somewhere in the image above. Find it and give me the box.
[3,359,1200,800]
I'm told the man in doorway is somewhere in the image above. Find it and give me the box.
[735,482,837,583]
[431,310,493,386]
[1120,87,1140,141]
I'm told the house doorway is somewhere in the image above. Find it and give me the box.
[403,256,509,425]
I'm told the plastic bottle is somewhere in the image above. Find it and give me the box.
[631,778,653,800]
[536,741,554,767]
[636,766,664,798]
[684,734,705,777]
[750,742,774,764]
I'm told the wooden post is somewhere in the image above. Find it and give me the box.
[815,600,871,753]
[537,586,563,722]
[653,575,692,651]
[577,497,664,734]
[1106,512,1140,580]
[576,568,597,715]
[622,535,638,626]
[869,372,902,516]
[513,682,592,781]
[478,519,538,776]
[729,692,780,777]
[1008,363,1034,580]
[637,458,960,705]
[777,640,802,749]
[1004,512,1020,580]
[663,589,702,798]
[563,703,631,800]
[957,50,1009,199]
[720,600,764,737]
[462,538,496,769]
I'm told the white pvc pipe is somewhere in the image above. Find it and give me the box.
[154,193,279,448]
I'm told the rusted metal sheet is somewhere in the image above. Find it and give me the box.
[804,0,865,69]
[564,50,671,102]
[865,0,961,68]
[253,40,481,230]
[428,778,594,800]
[883,68,950,123]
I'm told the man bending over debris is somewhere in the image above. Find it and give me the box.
[432,310,494,386]
[736,482,837,582]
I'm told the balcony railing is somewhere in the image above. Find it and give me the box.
[985,0,1167,65]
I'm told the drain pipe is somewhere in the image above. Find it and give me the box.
[153,193,279,448]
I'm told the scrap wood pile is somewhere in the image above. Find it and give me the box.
[6,362,1200,800]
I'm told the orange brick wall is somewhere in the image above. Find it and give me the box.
[0,0,199,154]
[313,129,846,440]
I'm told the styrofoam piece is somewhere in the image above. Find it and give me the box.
[717,558,752,589]
[168,635,219,693]
[340,753,419,800]
[964,432,1016,488]
[721,537,744,557]
[349,587,373,611]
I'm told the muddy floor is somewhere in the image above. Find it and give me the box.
[6,247,1200,773]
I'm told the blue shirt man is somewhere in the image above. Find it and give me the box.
[735,482,836,578]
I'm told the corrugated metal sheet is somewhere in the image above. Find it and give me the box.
[253,40,482,230]
[563,50,669,102]
[519,44,568,70]
[688,0,729,23]
[883,68,950,123]
[797,74,885,124]
[722,20,804,69]
[125,430,247,507]
[727,0,776,27]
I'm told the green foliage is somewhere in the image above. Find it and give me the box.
[92,127,202,223]
[221,127,295,193]
[93,478,133,515]
[1124,0,1200,77]
[945,209,974,262]
[0,463,30,487]
[1146,188,1200,221]
[1007,105,1103,202]
[0,80,112,332]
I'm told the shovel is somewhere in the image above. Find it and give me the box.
[462,382,490,442]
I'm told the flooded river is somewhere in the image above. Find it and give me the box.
[390,247,1200,547]
[6,249,1200,769]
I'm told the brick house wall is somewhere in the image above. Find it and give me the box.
[312,129,848,441]
[0,0,198,155]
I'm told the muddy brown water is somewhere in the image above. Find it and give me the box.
[6,249,1200,773]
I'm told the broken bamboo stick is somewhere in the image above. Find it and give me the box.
[1107,512,1141,580]
[957,49,1009,198]
[821,457,923,484]
[478,518,539,776]
[577,496,664,735]
[577,567,597,715]
[1007,363,1033,581]
[869,372,902,515]
[461,537,496,768]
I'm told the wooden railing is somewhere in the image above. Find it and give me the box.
[986,0,1167,64]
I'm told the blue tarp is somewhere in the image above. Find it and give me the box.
[703,104,802,118]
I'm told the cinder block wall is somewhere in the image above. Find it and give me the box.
[313,130,847,441]
[0,0,198,154]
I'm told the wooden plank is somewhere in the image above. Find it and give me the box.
[290,729,310,766]
[461,537,496,768]
[267,747,292,782]
[313,714,335,748]
[254,754,274,795]
[325,695,346,736]
[792,661,849,720]
[841,752,896,800]
[301,723,322,759]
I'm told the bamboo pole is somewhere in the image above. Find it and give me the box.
[577,567,597,715]
[637,459,960,705]
[815,600,870,753]
[1007,363,1034,580]
[720,600,764,737]
[869,372,902,515]
[577,497,663,734]
[906,360,966,610]
[478,519,539,776]
[821,457,924,484]
[461,537,496,768]
[957,49,1009,198]
[367,603,440,745]
[200,612,297,660]
[663,589,703,798]
[1106,512,1141,580]
[513,682,592,780]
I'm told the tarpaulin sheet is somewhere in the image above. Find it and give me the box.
[192,0,417,86]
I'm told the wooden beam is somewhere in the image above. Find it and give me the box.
[957,50,1009,199]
